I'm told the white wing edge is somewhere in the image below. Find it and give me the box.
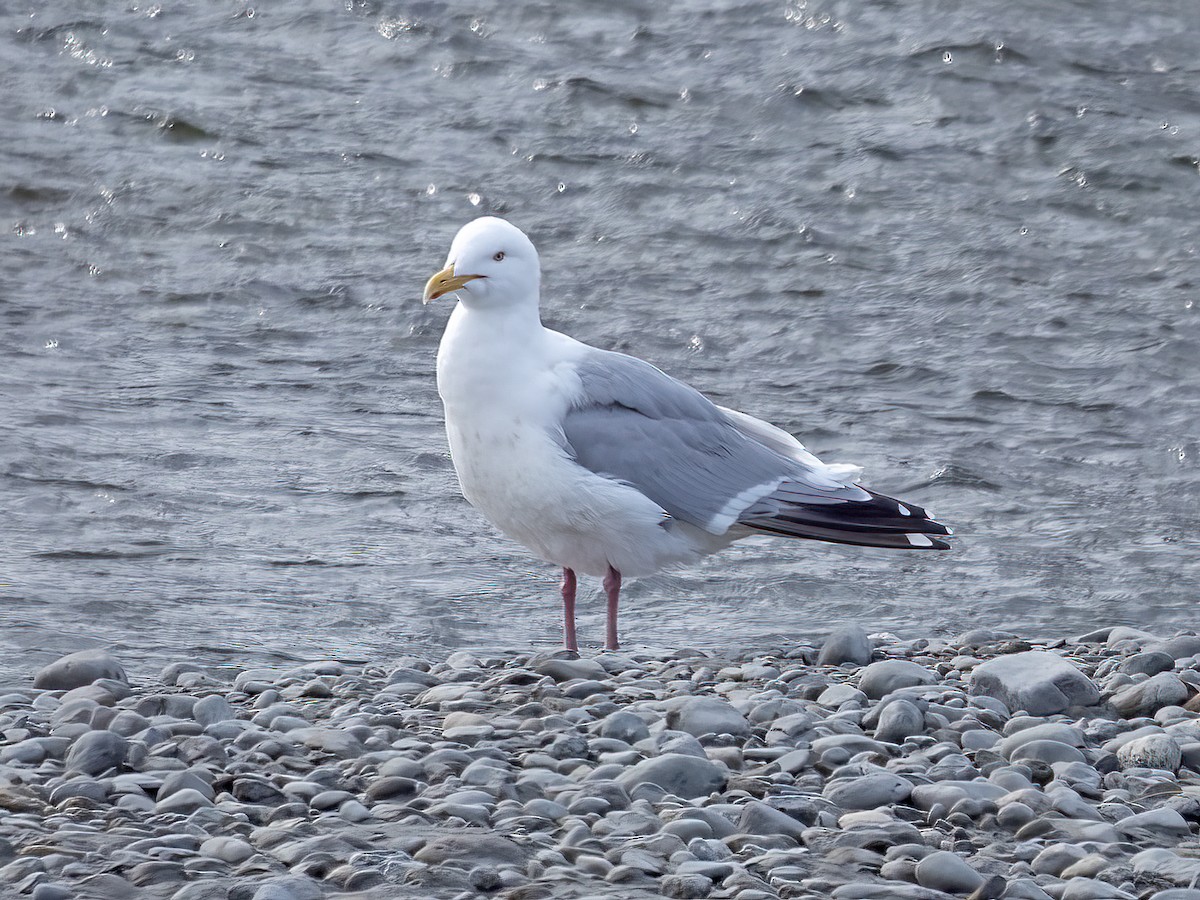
[716,405,865,489]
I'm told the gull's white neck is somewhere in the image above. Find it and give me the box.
[436,294,549,415]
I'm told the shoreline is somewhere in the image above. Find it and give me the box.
[2,626,1200,899]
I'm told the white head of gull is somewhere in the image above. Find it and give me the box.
[423,216,951,651]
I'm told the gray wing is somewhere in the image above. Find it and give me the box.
[560,350,866,535]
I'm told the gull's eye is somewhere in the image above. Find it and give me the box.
[493,251,505,262]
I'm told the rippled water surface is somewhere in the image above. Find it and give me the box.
[2,1,1198,680]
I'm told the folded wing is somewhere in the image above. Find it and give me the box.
[560,350,950,549]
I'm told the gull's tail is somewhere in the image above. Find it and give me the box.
[739,485,952,550]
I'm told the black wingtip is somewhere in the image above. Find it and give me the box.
[740,485,954,551]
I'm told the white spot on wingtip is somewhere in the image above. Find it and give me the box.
[906,533,934,547]
[897,503,911,516]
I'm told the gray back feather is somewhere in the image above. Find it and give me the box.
[562,351,844,533]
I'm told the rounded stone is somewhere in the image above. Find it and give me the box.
[1110,673,1190,719]
[1118,734,1182,772]
[660,873,714,898]
[1032,843,1090,876]
[859,660,937,699]
[666,697,750,738]
[199,836,255,864]
[250,876,324,900]
[156,788,214,814]
[997,801,1036,829]
[874,699,926,743]
[915,850,985,893]
[817,683,867,706]
[65,730,129,776]
[1059,877,1136,899]
[339,800,371,822]
[34,650,128,691]
[737,800,807,840]
[818,625,873,666]
[616,753,725,800]
[48,778,108,805]
[469,866,503,891]
[1009,739,1087,766]
[999,723,1085,757]
[598,711,650,743]
[192,695,235,727]
[158,770,215,802]
[1121,651,1176,677]
[971,651,1099,716]
[823,773,912,810]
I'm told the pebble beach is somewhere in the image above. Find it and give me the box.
[5,627,1200,900]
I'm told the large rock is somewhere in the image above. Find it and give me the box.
[859,660,937,699]
[665,697,750,738]
[599,711,650,743]
[1115,808,1191,840]
[970,651,1099,716]
[616,753,726,800]
[823,772,912,810]
[910,780,1008,810]
[1109,673,1190,718]
[915,850,984,894]
[1132,849,1200,887]
[818,625,873,666]
[192,695,236,727]
[737,800,807,839]
[998,723,1084,758]
[1118,734,1182,772]
[65,731,128,776]
[874,699,926,743]
[413,833,525,866]
[1149,635,1200,660]
[34,650,127,691]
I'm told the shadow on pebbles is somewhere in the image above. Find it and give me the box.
[4,624,1200,899]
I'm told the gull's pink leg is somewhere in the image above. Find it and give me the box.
[603,566,622,651]
[561,567,578,652]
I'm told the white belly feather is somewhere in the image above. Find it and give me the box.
[437,306,727,577]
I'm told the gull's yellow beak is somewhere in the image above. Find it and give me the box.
[422,264,482,304]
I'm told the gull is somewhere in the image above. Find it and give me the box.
[422,217,950,651]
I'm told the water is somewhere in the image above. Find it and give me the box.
[2,1,1198,681]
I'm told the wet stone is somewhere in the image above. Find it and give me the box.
[818,625,873,666]
[156,787,214,814]
[192,695,235,726]
[1118,734,1182,771]
[823,772,913,810]
[1120,650,1175,677]
[915,850,985,894]
[34,650,128,691]
[859,660,938,699]
[1110,673,1190,718]
[65,730,128,776]
[598,710,650,743]
[971,651,1099,716]
[738,800,807,839]
[666,697,751,738]
[874,698,926,743]
[616,753,726,800]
